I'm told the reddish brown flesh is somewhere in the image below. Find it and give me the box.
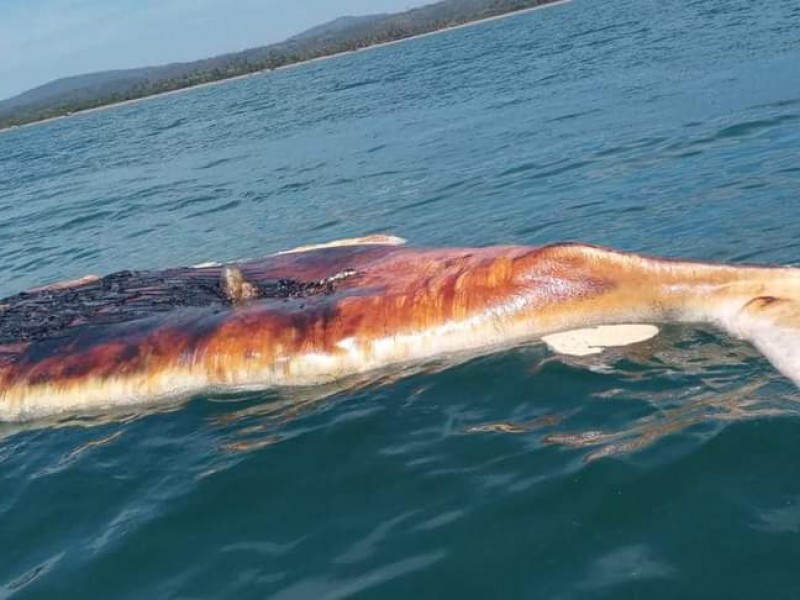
[0,244,604,391]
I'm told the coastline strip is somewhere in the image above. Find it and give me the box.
[0,0,571,134]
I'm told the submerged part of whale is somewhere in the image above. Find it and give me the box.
[1,235,799,422]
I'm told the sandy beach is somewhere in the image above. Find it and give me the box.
[1,0,570,134]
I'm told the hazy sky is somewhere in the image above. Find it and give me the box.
[0,0,433,100]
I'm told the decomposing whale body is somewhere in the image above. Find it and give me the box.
[1,234,799,422]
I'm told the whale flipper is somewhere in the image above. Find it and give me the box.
[721,295,800,385]
[542,324,660,357]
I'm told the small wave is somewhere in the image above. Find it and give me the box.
[186,199,241,219]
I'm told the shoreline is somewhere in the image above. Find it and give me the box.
[1,0,570,134]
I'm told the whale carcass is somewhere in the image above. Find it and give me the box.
[1,235,798,421]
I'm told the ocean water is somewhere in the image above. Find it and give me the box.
[1,0,800,596]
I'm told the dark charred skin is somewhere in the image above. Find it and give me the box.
[0,258,360,346]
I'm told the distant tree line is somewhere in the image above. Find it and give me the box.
[0,0,556,130]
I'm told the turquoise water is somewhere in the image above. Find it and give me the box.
[2,0,800,596]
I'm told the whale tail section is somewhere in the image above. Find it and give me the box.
[641,254,800,386]
[713,290,800,385]
[534,244,800,386]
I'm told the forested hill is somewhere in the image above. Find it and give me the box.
[0,0,556,130]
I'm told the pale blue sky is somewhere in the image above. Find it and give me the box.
[0,0,432,100]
